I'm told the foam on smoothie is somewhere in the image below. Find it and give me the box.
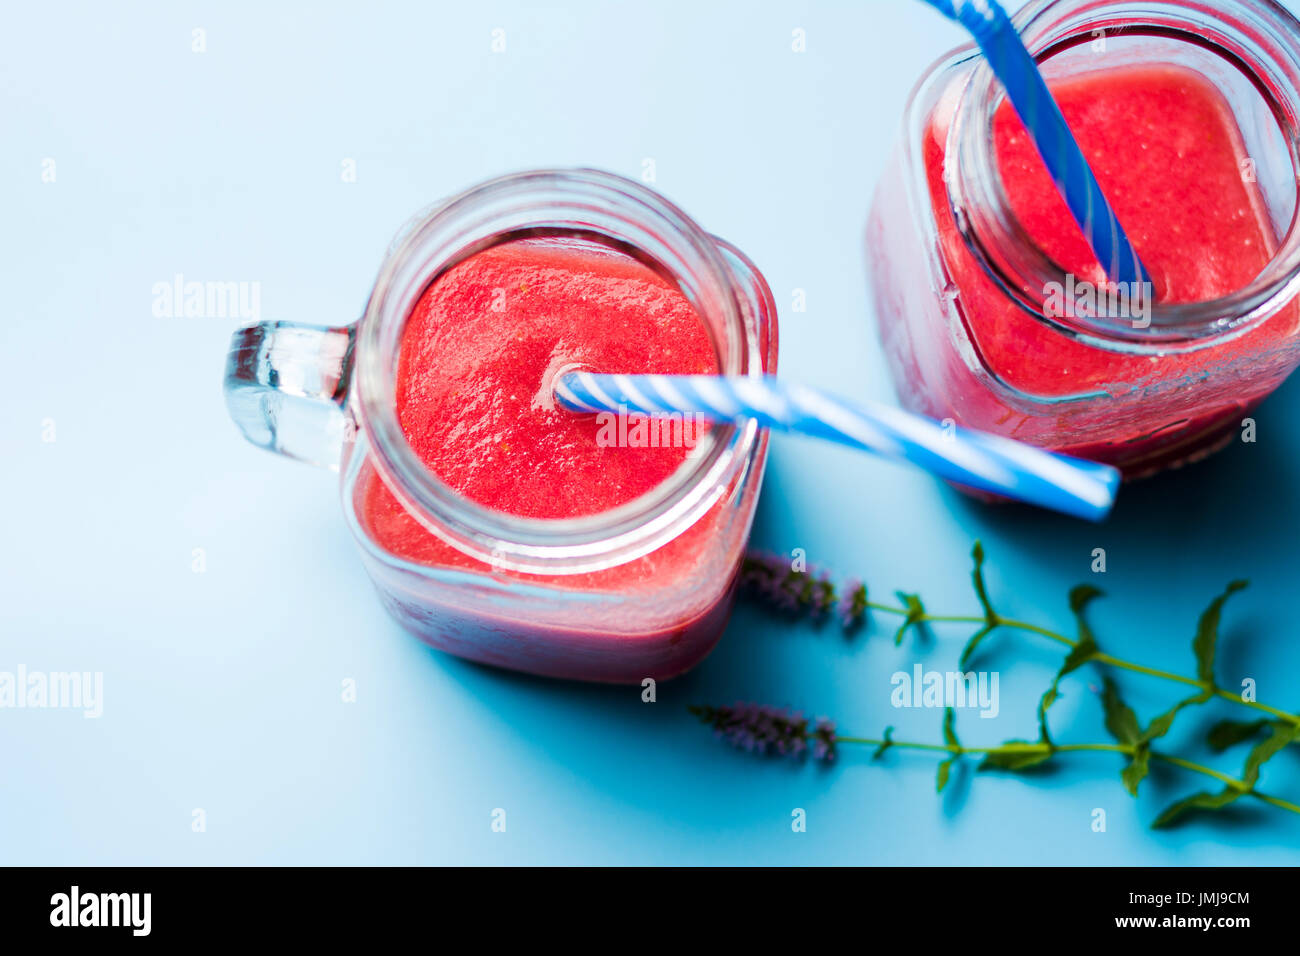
[360,237,721,569]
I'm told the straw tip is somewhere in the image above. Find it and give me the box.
[547,362,595,413]
[1060,454,1121,522]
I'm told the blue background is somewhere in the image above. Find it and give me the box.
[4,0,1299,864]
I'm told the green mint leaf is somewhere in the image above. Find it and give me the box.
[1098,671,1153,795]
[1140,687,1214,745]
[1207,719,1272,753]
[970,541,997,624]
[1038,595,1102,726]
[936,708,960,792]
[979,740,1053,772]
[1192,580,1247,689]
[1031,587,1104,730]
[958,542,1000,668]
[1152,721,1292,827]
[1152,787,1243,828]
[1069,585,1104,642]
[894,591,927,646]
[1035,688,1055,748]
[1101,677,1141,746]
[959,623,996,669]
[1061,633,1100,676]
[873,726,894,760]
[1141,703,1180,743]
[1121,743,1151,796]
[936,758,954,793]
[1240,721,1298,787]
[1040,685,1059,713]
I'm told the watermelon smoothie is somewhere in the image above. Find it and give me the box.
[869,11,1300,479]
[222,168,774,683]
[349,223,776,682]
[364,238,718,538]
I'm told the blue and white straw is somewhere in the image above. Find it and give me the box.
[555,371,1119,521]
[925,0,1150,287]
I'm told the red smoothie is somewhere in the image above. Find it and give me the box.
[877,63,1300,475]
[352,237,760,682]
[356,238,759,681]
[392,238,716,519]
[360,237,720,579]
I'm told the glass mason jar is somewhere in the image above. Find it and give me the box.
[224,169,777,683]
[868,0,1300,479]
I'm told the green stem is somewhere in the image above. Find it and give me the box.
[831,735,1300,815]
[836,737,1122,756]
[862,604,1300,729]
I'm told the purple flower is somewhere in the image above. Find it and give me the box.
[811,718,837,762]
[690,703,836,762]
[740,551,837,620]
[838,579,868,629]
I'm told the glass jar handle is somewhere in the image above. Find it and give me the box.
[224,321,356,469]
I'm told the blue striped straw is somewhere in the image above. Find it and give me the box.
[555,371,1119,521]
[925,0,1150,287]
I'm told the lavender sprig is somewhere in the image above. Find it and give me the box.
[719,542,1300,827]
[740,544,1299,734]
[739,551,838,620]
[688,703,837,762]
[838,579,868,629]
[691,705,1300,819]
[811,717,837,762]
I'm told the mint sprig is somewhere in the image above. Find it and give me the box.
[715,542,1300,828]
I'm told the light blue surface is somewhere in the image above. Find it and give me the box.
[3,0,1299,865]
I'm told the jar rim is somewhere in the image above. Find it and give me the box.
[949,0,1300,352]
[351,168,767,575]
